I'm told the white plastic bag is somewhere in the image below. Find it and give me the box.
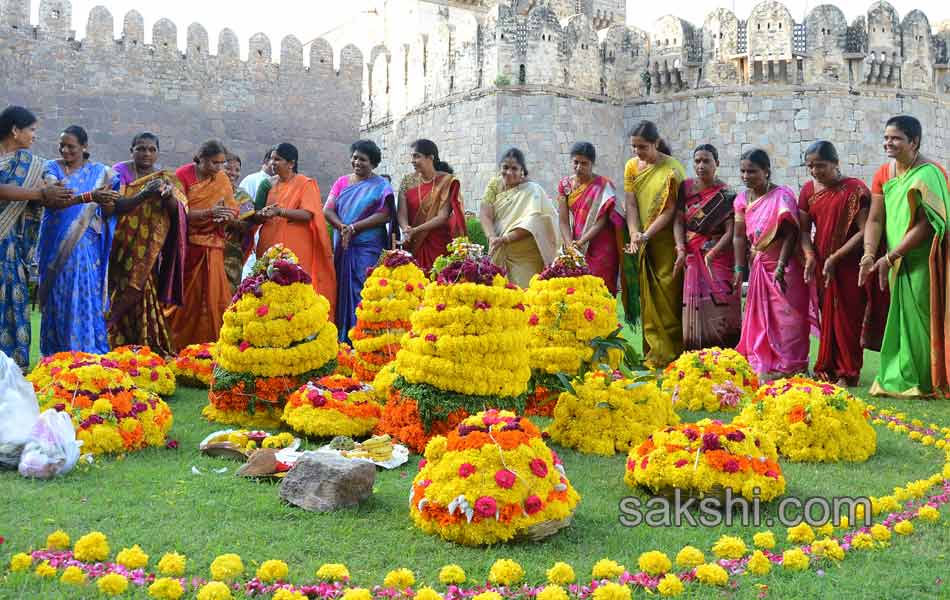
[0,351,40,469]
[18,409,81,479]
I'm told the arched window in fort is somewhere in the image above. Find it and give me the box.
[518,64,526,84]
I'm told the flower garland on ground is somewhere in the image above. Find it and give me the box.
[171,343,217,388]
[379,240,532,453]
[103,345,176,396]
[545,368,679,455]
[205,245,338,429]
[661,348,759,412]
[348,250,427,382]
[410,409,581,545]
[625,419,786,501]
[734,377,877,462]
[282,375,382,438]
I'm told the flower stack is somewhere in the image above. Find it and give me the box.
[348,250,427,382]
[171,343,216,388]
[335,343,357,377]
[205,245,338,429]
[378,239,532,453]
[733,377,877,462]
[545,368,679,455]
[523,249,621,416]
[282,375,383,438]
[104,346,176,396]
[624,419,786,501]
[410,409,581,545]
[661,348,759,412]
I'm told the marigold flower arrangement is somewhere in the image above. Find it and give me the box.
[661,348,759,411]
[336,343,357,377]
[348,250,427,382]
[282,375,382,438]
[409,409,581,545]
[27,351,106,390]
[206,245,338,429]
[545,368,679,455]
[733,377,877,463]
[104,345,176,396]
[171,343,217,388]
[380,241,532,452]
[624,419,786,501]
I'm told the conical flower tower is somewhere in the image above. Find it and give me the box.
[348,250,427,382]
[378,239,532,453]
[205,245,338,428]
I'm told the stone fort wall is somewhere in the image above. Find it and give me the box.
[0,0,364,192]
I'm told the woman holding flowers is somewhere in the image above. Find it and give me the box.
[860,115,950,397]
[480,147,559,287]
[733,148,811,378]
[624,121,686,368]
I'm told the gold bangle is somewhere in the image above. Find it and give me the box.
[885,253,894,268]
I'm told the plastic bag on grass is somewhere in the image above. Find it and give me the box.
[0,351,40,469]
[18,409,81,479]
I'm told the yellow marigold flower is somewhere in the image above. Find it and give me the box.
[836,516,850,529]
[752,531,776,549]
[383,568,415,589]
[870,524,891,541]
[257,559,290,583]
[815,522,835,538]
[918,505,941,523]
[341,589,373,600]
[60,565,86,585]
[46,529,71,550]
[317,563,351,582]
[439,564,466,585]
[197,581,233,600]
[149,577,185,600]
[855,503,866,521]
[591,582,631,600]
[472,592,503,600]
[711,535,746,559]
[546,562,575,585]
[811,538,844,561]
[537,585,569,600]
[637,551,671,576]
[786,523,815,544]
[909,430,922,440]
[73,531,110,562]
[781,548,810,571]
[694,563,728,586]
[158,552,187,576]
[489,559,525,586]
[894,520,914,535]
[591,558,625,579]
[415,587,444,600]
[850,533,875,550]
[116,544,149,569]
[9,552,32,572]
[97,572,130,596]
[656,573,684,597]
[746,551,772,575]
[210,553,244,581]
[272,590,307,600]
[34,560,57,578]
[674,546,705,569]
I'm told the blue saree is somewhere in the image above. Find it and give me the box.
[37,161,117,355]
[327,175,394,343]
[0,150,48,369]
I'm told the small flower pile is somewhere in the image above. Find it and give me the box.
[661,348,759,412]
[282,375,383,438]
[104,345,176,396]
[625,419,786,501]
[545,368,679,455]
[171,343,217,388]
[410,410,581,545]
[348,250,427,382]
[206,245,338,429]
[734,377,877,462]
[379,241,532,453]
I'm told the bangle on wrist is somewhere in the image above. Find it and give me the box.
[885,253,894,267]
[734,265,749,274]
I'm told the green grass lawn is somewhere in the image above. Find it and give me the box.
[2,315,950,598]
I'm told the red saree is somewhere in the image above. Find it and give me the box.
[399,172,466,273]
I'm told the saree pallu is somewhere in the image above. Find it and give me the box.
[108,163,187,356]
[37,161,117,355]
[681,181,740,350]
[626,156,686,367]
[399,173,466,274]
[735,185,811,377]
[561,175,622,295]
[871,162,950,397]
[485,177,560,287]
[0,150,47,369]
[224,188,255,291]
[328,175,394,342]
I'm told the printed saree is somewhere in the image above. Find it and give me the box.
[399,172,466,274]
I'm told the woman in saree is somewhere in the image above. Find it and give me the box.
[255,143,337,318]
[799,140,887,387]
[0,106,73,369]
[109,132,187,356]
[37,125,120,355]
[324,139,394,341]
[224,152,255,291]
[677,144,740,350]
[733,148,811,379]
[167,140,239,348]
[860,115,950,397]
[624,121,686,368]
[557,142,624,296]
[396,139,466,273]
[481,147,559,287]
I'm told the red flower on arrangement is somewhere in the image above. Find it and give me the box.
[529,314,539,326]
[725,430,745,442]
[765,470,780,479]
[332,391,348,401]
[529,458,548,477]
[54,403,66,412]
[524,495,543,515]
[675,459,689,468]
[418,459,427,469]
[640,456,649,470]
[375,307,383,313]
[627,459,636,471]
[702,433,721,451]
[436,304,446,312]
[474,300,491,310]
[788,405,807,424]
[165,439,179,449]
[425,334,438,343]
[722,459,741,473]
[239,341,250,352]
[256,305,269,317]
[584,308,596,321]
[458,463,476,478]
[514,303,525,311]
[150,371,160,381]
[474,496,497,517]
[495,469,516,489]
[418,479,432,488]
[379,279,389,287]
[405,283,414,292]
[566,287,575,295]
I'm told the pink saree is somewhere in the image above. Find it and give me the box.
[559,175,623,294]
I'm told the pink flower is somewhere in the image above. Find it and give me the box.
[513,303,525,311]
[495,469,516,489]
[674,459,689,468]
[683,428,698,441]
[640,456,649,470]
[165,439,179,449]
[436,304,446,312]
[566,287,575,295]
[765,469,780,479]
[474,496,497,518]
[627,459,636,471]
[418,479,432,488]
[529,458,548,478]
[722,459,741,473]
[256,305,269,317]
[150,371,159,381]
[418,459,427,469]
[584,308,596,321]
[129,368,140,377]
[458,463,476,478]
[425,334,438,343]
[529,314,539,326]
[332,391,348,401]
[474,300,491,310]
[379,279,389,287]
[702,433,721,451]
[524,495,543,515]
[239,341,250,352]
[725,430,746,442]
